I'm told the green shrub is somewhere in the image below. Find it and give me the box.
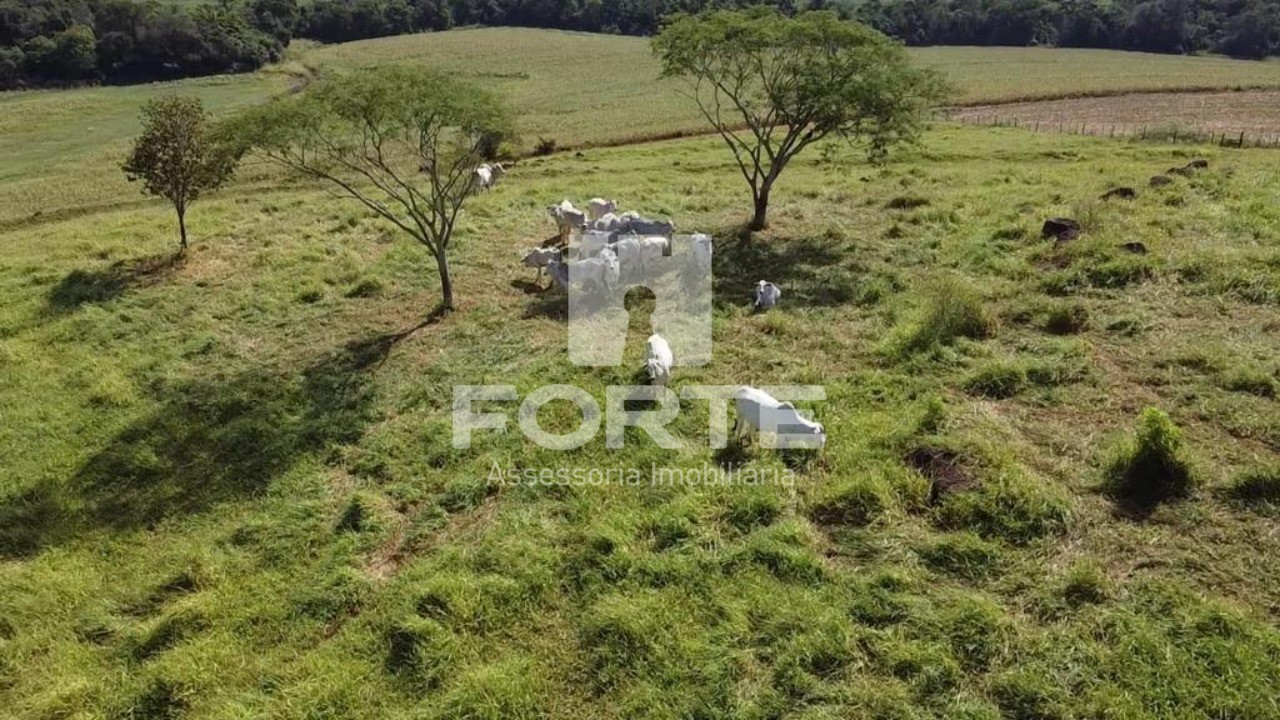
[918,532,1001,580]
[896,278,997,354]
[963,362,1027,399]
[1103,408,1198,504]
[1042,302,1089,334]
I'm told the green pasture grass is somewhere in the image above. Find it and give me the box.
[4,27,1280,224]
[1,119,1278,717]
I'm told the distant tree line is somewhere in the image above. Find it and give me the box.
[3,0,1277,90]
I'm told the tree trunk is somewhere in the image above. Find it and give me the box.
[749,186,771,232]
[436,250,454,312]
[177,206,188,251]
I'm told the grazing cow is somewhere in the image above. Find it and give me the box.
[548,201,588,243]
[576,230,613,260]
[608,235,670,281]
[732,386,825,449]
[754,281,781,311]
[473,165,494,192]
[592,213,623,232]
[568,249,620,293]
[587,198,617,222]
[521,246,562,282]
[644,334,674,385]
[546,258,569,291]
[620,216,676,237]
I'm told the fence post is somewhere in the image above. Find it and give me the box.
[1239,131,1246,148]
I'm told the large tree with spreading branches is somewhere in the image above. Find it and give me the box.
[234,66,513,312]
[654,9,948,231]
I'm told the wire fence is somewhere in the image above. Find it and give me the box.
[950,113,1280,149]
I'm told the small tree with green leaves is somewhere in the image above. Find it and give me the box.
[234,67,512,313]
[122,96,238,252]
[653,9,947,231]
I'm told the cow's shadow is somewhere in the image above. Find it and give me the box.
[0,327,414,559]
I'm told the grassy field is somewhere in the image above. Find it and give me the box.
[952,90,1280,142]
[4,28,1280,225]
[2,26,1280,720]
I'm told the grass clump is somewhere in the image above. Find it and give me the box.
[1226,466,1280,506]
[1042,301,1089,334]
[936,472,1070,544]
[917,532,1002,580]
[962,361,1027,399]
[1059,562,1110,607]
[385,617,457,689]
[895,278,997,354]
[810,475,893,527]
[1102,408,1198,505]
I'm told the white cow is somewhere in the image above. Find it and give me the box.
[587,198,617,222]
[644,334,674,385]
[570,249,620,293]
[754,280,781,311]
[592,213,623,232]
[546,258,569,292]
[473,163,505,192]
[620,216,676,237]
[733,386,825,449]
[576,230,613,260]
[521,247,562,282]
[609,235,668,280]
[548,200,588,243]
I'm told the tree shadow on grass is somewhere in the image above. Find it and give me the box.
[46,251,186,311]
[709,228,865,310]
[522,287,568,320]
[0,322,434,559]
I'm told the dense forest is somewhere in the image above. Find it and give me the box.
[2,0,1277,90]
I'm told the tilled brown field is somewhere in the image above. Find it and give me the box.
[951,90,1280,142]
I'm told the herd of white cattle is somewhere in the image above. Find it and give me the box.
[513,196,822,448]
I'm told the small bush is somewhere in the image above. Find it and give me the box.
[533,137,557,156]
[897,278,997,354]
[918,532,1001,580]
[1103,408,1198,504]
[1042,302,1089,335]
[1227,467,1280,505]
[963,362,1027,399]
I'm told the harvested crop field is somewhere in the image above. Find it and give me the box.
[951,90,1280,142]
